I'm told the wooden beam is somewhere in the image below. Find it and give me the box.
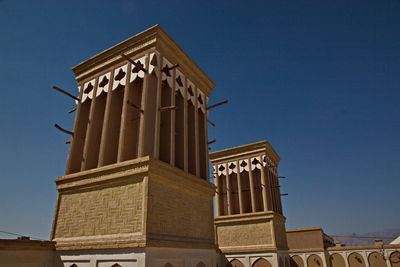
[206,100,228,110]
[54,124,74,136]
[52,86,80,101]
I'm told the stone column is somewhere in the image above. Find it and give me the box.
[215,165,221,216]
[236,160,244,214]
[248,157,257,212]
[225,163,232,215]
[260,161,271,211]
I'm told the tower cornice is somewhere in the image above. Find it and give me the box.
[71,24,215,96]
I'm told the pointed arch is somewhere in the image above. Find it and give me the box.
[69,265,78,267]
[291,255,304,267]
[368,252,387,267]
[307,254,323,267]
[227,259,245,267]
[390,252,400,267]
[348,252,366,267]
[330,253,346,267]
[111,264,122,267]
[253,258,273,267]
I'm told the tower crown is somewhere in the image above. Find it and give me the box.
[209,140,282,215]
[66,25,214,180]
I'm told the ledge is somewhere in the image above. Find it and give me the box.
[215,211,285,224]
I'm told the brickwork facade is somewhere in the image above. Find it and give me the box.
[54,181,144,238]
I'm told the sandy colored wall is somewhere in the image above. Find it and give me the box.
[0,249,54,267]
[146,170,215,249]
[217,220,273,248]
[54,179,145,239]
[286,229,324,250]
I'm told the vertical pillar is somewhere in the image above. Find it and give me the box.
[137,55,150,157]
[274,166,283,214]
[260,160,272,211]
[268,162,278,212]
[81,78,99,171]
[117,64,132,162]
[248,157,257,212]
[214,165,221,216]
[66,83,85,174]
[169,68,176,166]
[183,77,188,172]
[204,108,210,181]
[225,162,232,215]
[236,160,244,214]
[98,71,115,167]
[194,87,200,177]
[153,57,163,159]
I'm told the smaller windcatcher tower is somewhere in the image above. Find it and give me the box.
[210,141,288,264]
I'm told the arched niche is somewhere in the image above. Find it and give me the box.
[390,252,400,267]
[196,262,206,267]
[330,253,346,267]
[307,254,323,267]
[348,252,366,267]
[164,263,175,267]
[227,259,245,267]
[252,258,272,267]
[368,252,387,267]
[291,255,304,267]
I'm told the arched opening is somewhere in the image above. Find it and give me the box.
[291,255,304,267]
[390,252,400,267]
[164,263,175,267]
[348,253,366,267]
[368,252,387,267]
[240,169,252,213]
[111,264,122,267]
[227,259,245,267]
[159,81,172,164]
[253,258,272,267]
[330,253,346,267]
[307,254,323,267]
[69,264,78,267]
[196,262,206,267]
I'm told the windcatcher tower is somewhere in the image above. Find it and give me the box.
[210,141,288,266]
[51,25,217,266]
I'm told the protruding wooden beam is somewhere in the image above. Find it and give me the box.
[207,119,216,127]
[280,193,289,196]
[159,105,177,111]
[207,139,216,145]
[127,100,144,113]
[162,64,179,75]
[68,107,77,114]
[52,86,80,101]
[54,124,74,136]
[206,100,228,110]
[121,53,147,73]
[65,140,71,144]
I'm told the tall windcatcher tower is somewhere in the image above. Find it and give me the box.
[51,25,216,266]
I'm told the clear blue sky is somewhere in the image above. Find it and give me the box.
[0,0,399,240]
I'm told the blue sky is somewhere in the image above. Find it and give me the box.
[0,0,399,240]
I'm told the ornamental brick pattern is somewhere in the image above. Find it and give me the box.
[54,181,144,238]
